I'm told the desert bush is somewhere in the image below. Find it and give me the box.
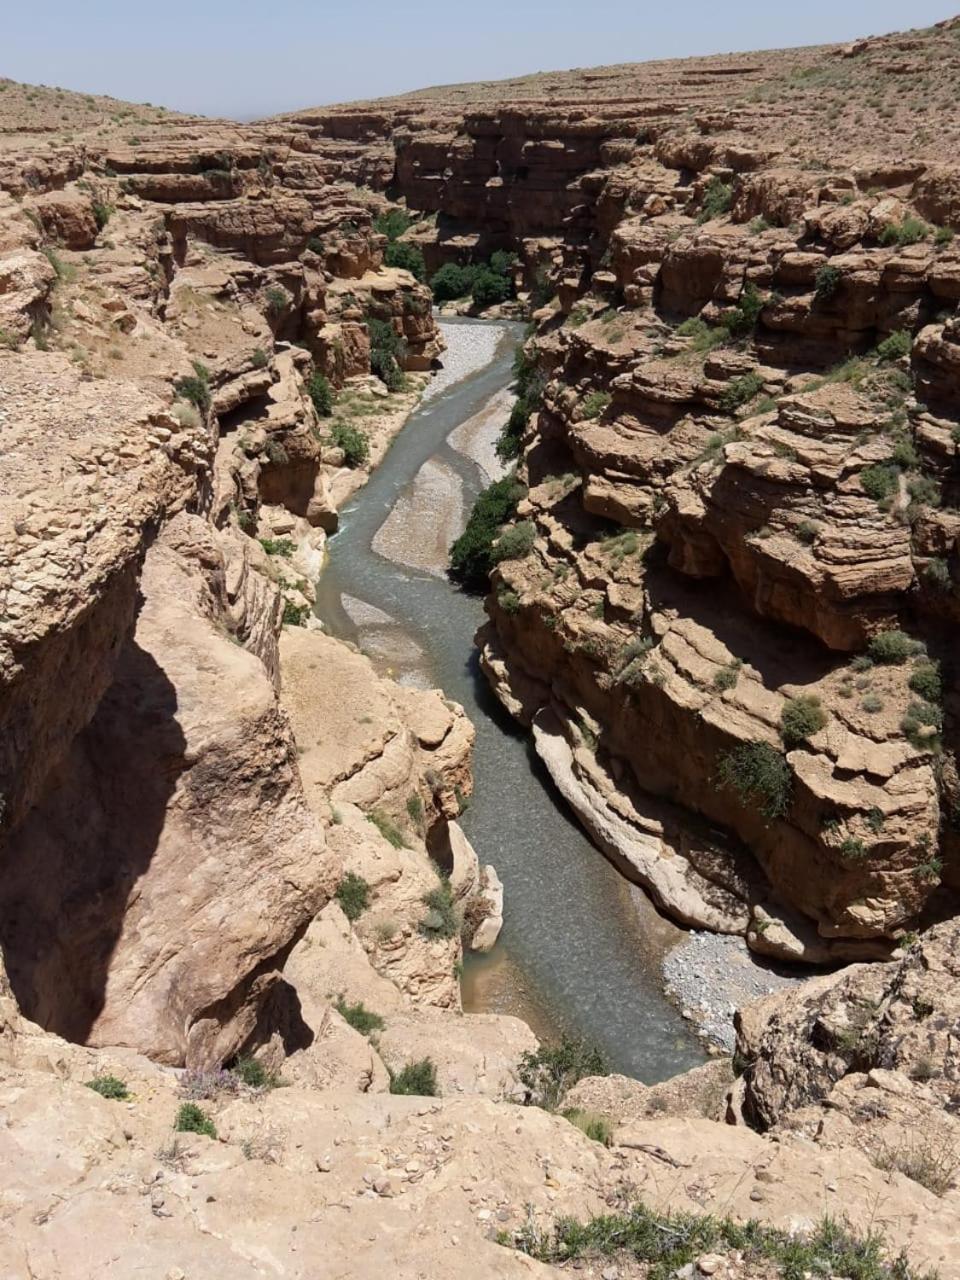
[518,1037,609,1111]
[330,420,369,467]
[430,262,473,301]
[910,662,942,703]
[721,371,764,413]
[716,741,792,819]
[712,660,742,692]
[281,599,309,626]
[581,390,611,419]
[877,329,912,361]
[336,871,371,921]
[471,265,512,308]
[924,558,951,591]
[175,1103,216,1138]
[720,283,764,337]
[492,520,536,563]
[420,878,459,939]
[562,1108,614,1146]
[868,630,921,664]
[697,176,734,222]
[389,1059,438,1096]
[264,285,289,320]
[780,695,827,748]
[335,995,385,1037]
[373,208,414,240]
[85,1075,129,1100]
[676,316,726,351]
[879,217,928,247]
[814,263,842,299]
[307,371,333,417]
[258,537,293,558]
[860,463,899,501]
[231,1057,279,1089]
[174,360,211,413]
[367,809,408,849]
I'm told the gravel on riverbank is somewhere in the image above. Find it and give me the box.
[662,930,809,1053]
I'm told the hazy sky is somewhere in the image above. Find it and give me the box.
[2,0,954,119]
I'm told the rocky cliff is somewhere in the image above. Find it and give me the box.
[3,21,960,1277]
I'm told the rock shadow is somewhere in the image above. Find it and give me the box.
[0,637,186,1043]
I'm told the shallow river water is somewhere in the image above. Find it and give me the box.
[314,318,706,1081]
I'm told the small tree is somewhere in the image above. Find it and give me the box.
[518,1037,609,1111]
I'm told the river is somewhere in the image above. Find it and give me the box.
[314,317,706,1082]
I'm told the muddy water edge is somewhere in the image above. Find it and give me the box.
[313,317,706,1081]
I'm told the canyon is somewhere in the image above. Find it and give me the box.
[2,15,960,1277]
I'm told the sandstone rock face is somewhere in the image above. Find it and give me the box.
[0,516,338,1066]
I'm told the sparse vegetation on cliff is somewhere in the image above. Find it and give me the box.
[496,347,546,461]
[505,1202,937,1280]
[518,1037,609,1111]
[86,1075,129,1100]
[388,1058,438,1096]
[175,1103,216,1138]
[716,741,792,820]
[335,871,371,921]
[335,994,385,1036]
[780,695,828,748]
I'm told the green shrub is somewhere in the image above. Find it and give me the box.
[264,285,289,319]
[868,630,920,664]
[388,1058,438,1096]
[891,435,919,469]
[282,599,309,626]
[85,1075,129,1100]
[518,1037,609,1111]
[497,587,521,614]
[496,352,545,461]
[420,878,459,939]
[935,225,955,247]
[174,360,211,413]
[877,329,912,361]
[712,660,742,692]
[449,474,526,590]
[368,316,406,391]
[839,837,868,862]
[720,283,764,337]
[780,695,827,748]
[508,1201,938,1279]
[901,700,943,750]
[697,176,734,223]
[251,347,269,369]
[331,420,369,467]
[406,793,424,826]
[307,371,333,417]
[384,240,425,280]
[910,662,942,703]
[721,371,764,413]
[924,558,951,591]
[814,263,842,300]
[367,809,408,849]
[492,520,536,563]
[859,463,899,502]
[231,1056,279,1089]
[676,316,726,351]
[373,208,414,240]
[862,694,884,714]
[258,537,294,557]
[562,1108,613,1146]
[907,473,940,511]
[716,741,792,820]
[335,995,385,1036]
[175,1103,216,1138]
[430,262,473,301]
[471,266,512,308]
[336,871,371,921]
[92,199,113,230]
[880,217,928,247]
[581,390,611,419]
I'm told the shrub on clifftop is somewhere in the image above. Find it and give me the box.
[780,695,827,749]
[518,1037,609,1112]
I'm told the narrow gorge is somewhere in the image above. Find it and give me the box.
[2,17,960,1278]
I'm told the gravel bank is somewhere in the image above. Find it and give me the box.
[662,930,809,1053]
